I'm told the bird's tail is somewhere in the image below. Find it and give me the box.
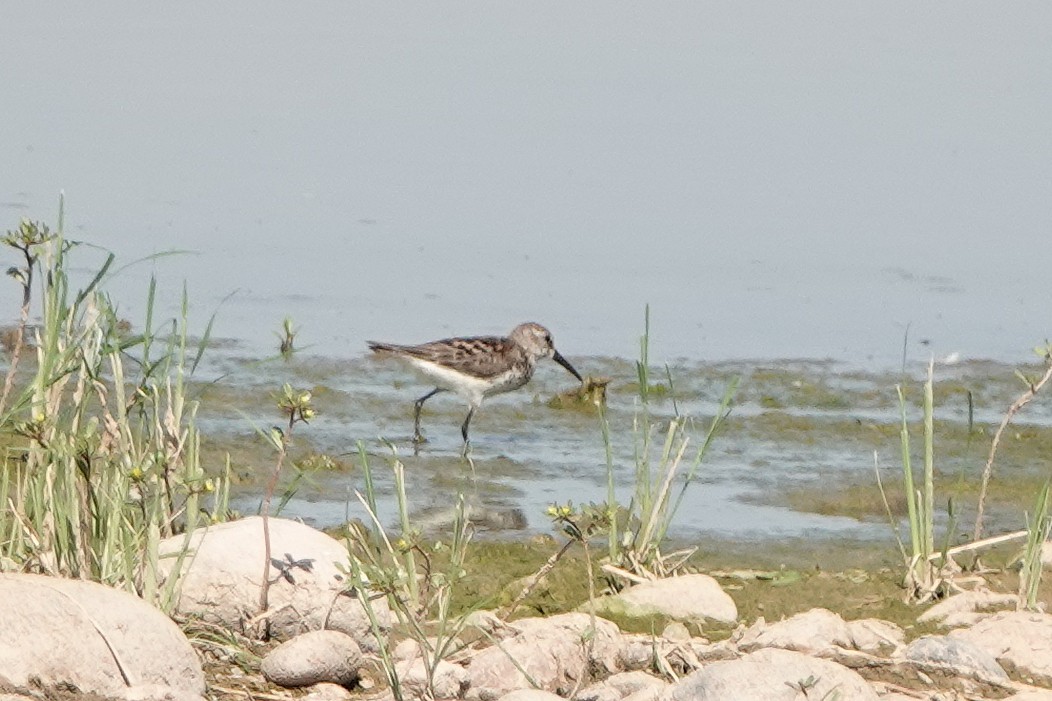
[367,341,401,355]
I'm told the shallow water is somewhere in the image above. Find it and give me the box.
[212,350,1052,549]
[3,4,1052,553]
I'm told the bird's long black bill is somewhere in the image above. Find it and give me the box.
[553,350,583,383]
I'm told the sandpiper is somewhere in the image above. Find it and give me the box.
[368,322,583,447]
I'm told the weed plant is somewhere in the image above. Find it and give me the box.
[883,350,1052,604]
[1019,480,1052,611]
[600,306,738,583]
[341,442,475,701]
[0,211,228,610]
[256,383,315,625]
[892,360,944,602]
[973,342,1052,543]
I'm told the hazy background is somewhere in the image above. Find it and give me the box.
[3,3,1050,367]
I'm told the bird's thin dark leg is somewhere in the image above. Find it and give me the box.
[460,406,477,451]
[413,388,445,443]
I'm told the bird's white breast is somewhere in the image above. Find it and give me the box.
[401,356,534,406]
[404,357,493,405]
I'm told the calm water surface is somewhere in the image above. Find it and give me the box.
[3,3,1051,553]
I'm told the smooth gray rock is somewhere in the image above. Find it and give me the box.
[577,671,667,701]
[951,611,1052,685]
[0,573,205,697]
[917,591,1018,628]
[587,574,737,624]
[119,684,208,701]
[394,658,468,700]
[661,621,691,642]
[738,608,853,655]
[392,638,423,662]
[624,687,667,701]
[619,635,657,672]
[261,630,362,688]
[158,516,390,646]
[845,618,904,654]
[661,648,879,701]
[1008,691,1052,701]
[466,613,623,700]
[303,682,355,701]
[498,692,564,701]
[903,634,1008,682]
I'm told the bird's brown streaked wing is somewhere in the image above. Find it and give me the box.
[401,336,521,379]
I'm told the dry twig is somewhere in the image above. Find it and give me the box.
[972,359,1052,543]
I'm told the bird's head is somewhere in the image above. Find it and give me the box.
[509,322,582,382]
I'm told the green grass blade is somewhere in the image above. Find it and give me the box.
[73,252,115,307]
[897,385,920,560]
[922,360,935,557]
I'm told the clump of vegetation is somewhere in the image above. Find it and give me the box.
[886,360,947,602]
[255,382,316,629]
[340,442,476,701]
[1019,480,1052,611]
[0,209,228,611]
[275,316,297,360]
[600,306,738,584]
[880,345,1052,605]
[547,375,611,412]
